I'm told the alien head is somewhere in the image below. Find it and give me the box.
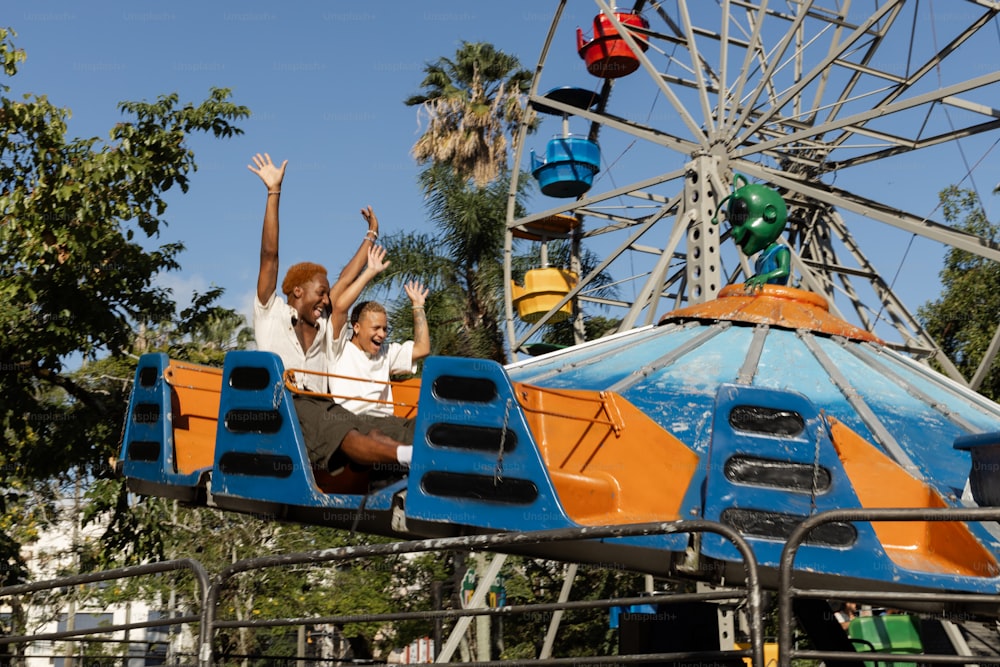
[712,174,788,256]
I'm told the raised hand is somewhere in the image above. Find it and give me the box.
[404,280,428,308]
[360,206,379,240]
[366,244,390,275]
[248,152,287,192]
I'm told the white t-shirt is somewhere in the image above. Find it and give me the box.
[330,338,416,416]
[252,291,349,393]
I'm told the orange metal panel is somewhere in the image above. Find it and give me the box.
[828,417,998,577]
[165,362,222,476]
[515,383,700,525]
[392,378,421,420]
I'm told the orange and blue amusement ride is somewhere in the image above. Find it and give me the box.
[118,177,1000,600]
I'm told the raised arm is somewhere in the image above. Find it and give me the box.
[329,206,380,303]
[404,280,430,361]
[248,153,288,305]
[330,244,390,336]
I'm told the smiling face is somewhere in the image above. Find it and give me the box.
[352,307,388,356]
[290,273,331,327]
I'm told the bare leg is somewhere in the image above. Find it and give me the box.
[340,429,405,466]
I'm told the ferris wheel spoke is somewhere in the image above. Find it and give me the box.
[596,0,708,142]
[828,224,966,383]
[620,206,693,329]
[741,163,1000,262]
[674,0,716,135]
[738,69,1000,162]
[828,118,1000,171]
[804,12,894,129]
[511,202,676,348]
[808,8,996,155]
[525,94,702,155]
[734,0,909,148]
[727,1,828,143]
[506,1,1000,373]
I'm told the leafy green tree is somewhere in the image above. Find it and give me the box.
[918,186,1000,400]
[406,41,533,188]
[459,556,645,660]
[0,26,249,584]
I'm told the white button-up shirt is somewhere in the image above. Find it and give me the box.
[253,291,349,393]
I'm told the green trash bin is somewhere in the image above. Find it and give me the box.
[847,614,923,667]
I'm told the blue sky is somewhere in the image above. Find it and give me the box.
[6,3,592,323]
[7,2,1000,345]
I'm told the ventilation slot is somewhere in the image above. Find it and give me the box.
[427,423,517,453]
[229,366,272,391]
[724,456,831,493]
[729,405,805,436]
[127,441,160,463]
[721,508,856,547]
[421,472,537,505]
[132,403,161,424]
[224,409,283,434]
[432,375,497,402]
[219,452,295,478]
[138,367,159,388]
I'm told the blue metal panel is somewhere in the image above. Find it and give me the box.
[406,356,574,531]
[209,351,393,512]
[820,338,973,494]
[702,383,1000,592]
[859,344,1000,435]
[406,356,690,552]
[702,384,874,568]
[119,353,204,499]
[618,326,757,455]
[506,324,693,389]
[752,332,868,434]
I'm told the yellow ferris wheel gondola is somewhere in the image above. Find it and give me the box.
[510,213,579,324]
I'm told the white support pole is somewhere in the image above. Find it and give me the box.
[435,554,507,663]
[539,563,578,659]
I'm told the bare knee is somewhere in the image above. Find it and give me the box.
[341,429,399,465]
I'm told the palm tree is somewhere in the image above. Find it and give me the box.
[378,164,524,363]
[377,42,536,363]
[405,41,533,188]
[386,43,618,362]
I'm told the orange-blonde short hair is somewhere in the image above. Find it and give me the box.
[281,262,327,297]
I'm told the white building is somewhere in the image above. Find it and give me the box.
[7,503,196,667]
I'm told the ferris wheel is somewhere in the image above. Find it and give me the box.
[503,0,1000,384]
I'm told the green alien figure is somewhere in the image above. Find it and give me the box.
[711,173,790,290]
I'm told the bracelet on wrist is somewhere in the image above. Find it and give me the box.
[412,306,424,310]
[268,191,281,195]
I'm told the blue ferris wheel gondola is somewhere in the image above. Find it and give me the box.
[530,136,601,198]
[529,86,602,198]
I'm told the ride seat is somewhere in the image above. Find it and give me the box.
[164,360,223,475]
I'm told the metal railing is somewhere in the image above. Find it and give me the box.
[205,520,763,667]
[9,510,1000,666]
[0,559,210,667]
[777,506,1000,667]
